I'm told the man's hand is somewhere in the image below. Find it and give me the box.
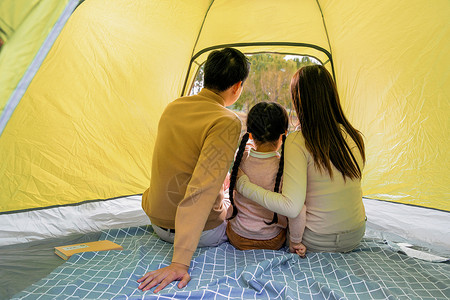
[289,241,307,258]
[137,262,190,293]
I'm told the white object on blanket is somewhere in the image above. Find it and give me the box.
[396,242,448,262]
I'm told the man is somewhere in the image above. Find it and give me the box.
[138,48,250,293]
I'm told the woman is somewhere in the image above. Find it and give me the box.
[236,65,366,253]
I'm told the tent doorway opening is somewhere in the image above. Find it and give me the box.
[189,53,320,132]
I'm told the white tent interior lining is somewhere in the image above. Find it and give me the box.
[1,196,449,257]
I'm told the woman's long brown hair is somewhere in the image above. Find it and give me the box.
[290,65,365,180]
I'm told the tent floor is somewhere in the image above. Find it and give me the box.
[6,226,450,299]
[0,232,101,299]
[0,198,448,299]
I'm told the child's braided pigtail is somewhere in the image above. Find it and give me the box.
[227,132,250,220]
[264,134,286,225]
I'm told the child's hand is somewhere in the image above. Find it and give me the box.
[289,241,306,258]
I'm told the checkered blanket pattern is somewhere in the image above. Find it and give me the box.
[12,226,450,299]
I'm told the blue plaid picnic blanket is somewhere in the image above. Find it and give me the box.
[12,226,450,299]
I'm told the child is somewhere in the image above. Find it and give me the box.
[226,102,306,256]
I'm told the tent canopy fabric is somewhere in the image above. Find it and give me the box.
[0,0,76,120]
[0,0,448,215]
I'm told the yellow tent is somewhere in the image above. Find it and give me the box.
[1,1,449,298]
[0,0,448,235]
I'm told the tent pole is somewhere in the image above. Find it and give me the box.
[315,0,336,81]
[181,0,215,97]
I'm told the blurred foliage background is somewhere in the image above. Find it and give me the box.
[191,53,319,130]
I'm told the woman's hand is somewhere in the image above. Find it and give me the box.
[289,241,306,258]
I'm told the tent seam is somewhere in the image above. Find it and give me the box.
[315,0,336,80]
[363,197,450,213]
[181,0,215,96]
[191,42,332,62]
[0,0,80,137]
[0,193,143,215]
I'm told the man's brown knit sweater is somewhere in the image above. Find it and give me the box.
[142,88,241,266]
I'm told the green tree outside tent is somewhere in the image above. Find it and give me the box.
[191,53,318,113]
[191,53,318,130]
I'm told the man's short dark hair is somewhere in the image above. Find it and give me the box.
[203,48,250,92]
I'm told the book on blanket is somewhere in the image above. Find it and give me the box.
[54,240,123,260]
